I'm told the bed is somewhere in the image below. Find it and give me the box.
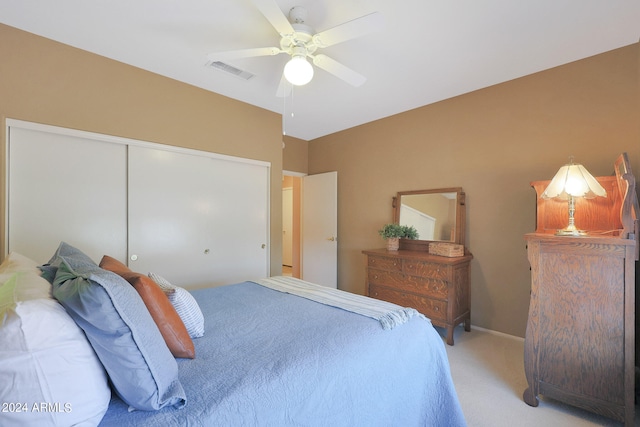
[0,242,466,427]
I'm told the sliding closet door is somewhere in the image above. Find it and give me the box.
[7,124,127,263]
[7,121,269,285]
[127,145,269,289]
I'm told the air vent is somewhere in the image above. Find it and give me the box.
[206,61,255,81]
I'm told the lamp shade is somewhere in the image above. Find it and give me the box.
[541,162,606,200]
[284,55,314,86]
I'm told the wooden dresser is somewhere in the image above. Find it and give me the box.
[523,153,638,426]
[362,248,472,345]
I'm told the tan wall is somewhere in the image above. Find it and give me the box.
[309,43,640,337]
[283,135,309,174]
[0,24,285,274]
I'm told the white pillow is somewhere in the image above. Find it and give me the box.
[0,254,111,427]
[0,253,51,318]
[0,251,40,273]
[149,272,205,338]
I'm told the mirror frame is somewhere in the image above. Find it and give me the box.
[392,187,466,251]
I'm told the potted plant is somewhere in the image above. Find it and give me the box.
[378,224,419,251]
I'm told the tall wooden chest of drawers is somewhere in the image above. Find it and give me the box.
[522,153,638,426]
[363,248,472,345]
[523,233,636,425]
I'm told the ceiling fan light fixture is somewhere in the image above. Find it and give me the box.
[284,55,314,86]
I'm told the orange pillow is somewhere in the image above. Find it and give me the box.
[99,255,195,359]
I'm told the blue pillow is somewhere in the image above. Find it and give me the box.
[46,242,186,411]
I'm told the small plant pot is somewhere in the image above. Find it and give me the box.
[386,237,399,251]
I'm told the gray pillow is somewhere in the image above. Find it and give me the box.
[149,272,205,338]
[46,242,186,411]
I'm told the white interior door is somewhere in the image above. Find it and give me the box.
[7,123,127,263]
[301,171,337,288]
[127,145,269,289]
[282,187,293,266]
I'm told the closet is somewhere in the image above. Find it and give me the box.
[6,120,270,288]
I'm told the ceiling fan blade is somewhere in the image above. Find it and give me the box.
[207,47,281,62]
[312,12,383,48]
[312,54,366,87]
[276,74,292,98]
[252,0,295,35]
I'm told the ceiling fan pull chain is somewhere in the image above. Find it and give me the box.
[282,93,286,136]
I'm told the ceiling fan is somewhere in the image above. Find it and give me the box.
[206,0,383,97]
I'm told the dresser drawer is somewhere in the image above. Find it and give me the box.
[364,249,472,346]
[368,269,448,300]
[367,255,402,272]
[369,285,447,321]
[403,259,449,280]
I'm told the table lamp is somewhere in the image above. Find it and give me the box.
[541,158,607,236]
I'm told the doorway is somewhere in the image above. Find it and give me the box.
[282,171,338,288]
[282,174,301,278]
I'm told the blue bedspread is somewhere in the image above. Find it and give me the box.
[99,281,466,427]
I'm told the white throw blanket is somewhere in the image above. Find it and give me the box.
[252,276,426,330]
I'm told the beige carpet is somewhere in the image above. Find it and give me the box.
[438,326,638,427]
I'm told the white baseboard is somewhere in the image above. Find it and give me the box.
[468,324,525,342]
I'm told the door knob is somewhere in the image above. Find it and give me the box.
[327,236,337,241]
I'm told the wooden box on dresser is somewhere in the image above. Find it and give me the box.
[523,153,639,426]
[362,248,472,345]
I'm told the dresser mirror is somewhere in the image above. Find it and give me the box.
[392,187,466,250]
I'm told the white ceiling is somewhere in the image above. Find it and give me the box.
[1,0,639,140]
